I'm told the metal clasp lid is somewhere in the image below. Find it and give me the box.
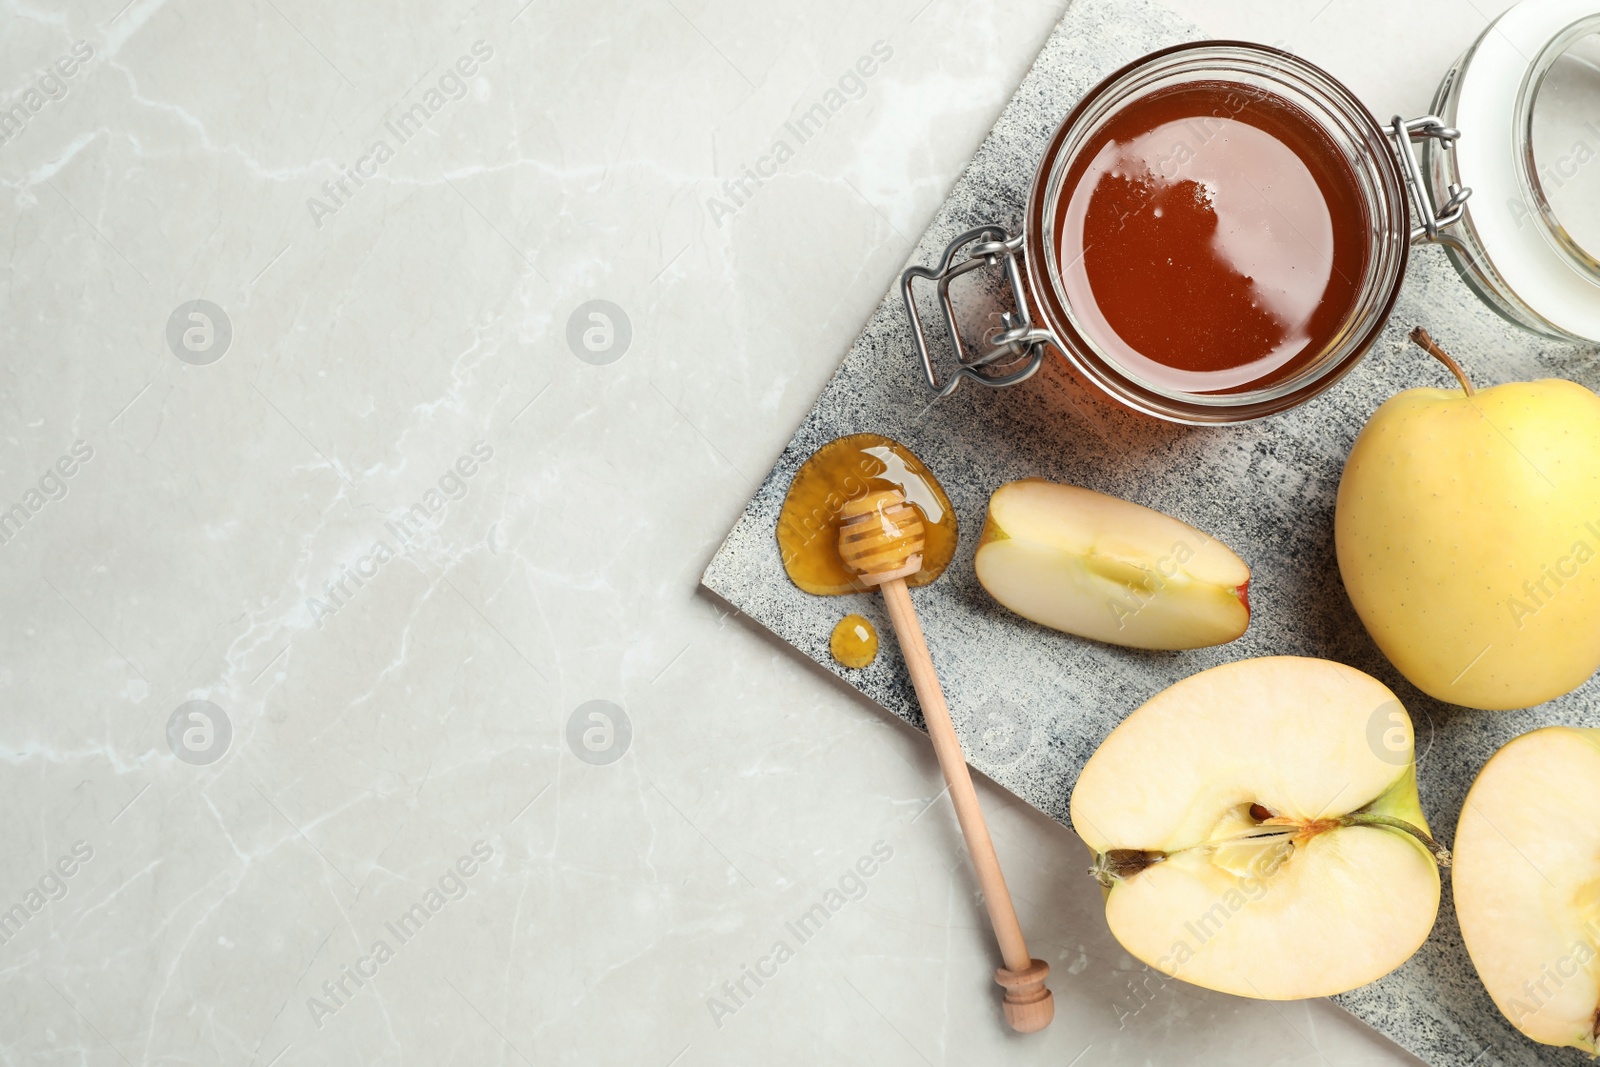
[900,226,1055,398]
[1386,115,1472,243]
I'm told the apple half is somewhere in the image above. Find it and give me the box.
[974,479,1249,651]
[1454,727,1600,1053]
[1070,656,1447,999]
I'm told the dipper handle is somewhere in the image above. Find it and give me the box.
[878,576,1054,1033]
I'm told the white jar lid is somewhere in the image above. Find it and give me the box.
[1453,0,1600,340]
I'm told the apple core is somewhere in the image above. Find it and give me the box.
[1071,657,1445,1000]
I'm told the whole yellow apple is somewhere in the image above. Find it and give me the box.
[1335,331,1600,710]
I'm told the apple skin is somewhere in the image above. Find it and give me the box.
[1071,656,1443,1000]
[1336,378,1600,710]
[1453,726,1600,1053]
[975,479,1250,651]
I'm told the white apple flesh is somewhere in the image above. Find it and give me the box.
[1454,726,1600,1053]
[975,479,1250,651]
[1071,656,1446,999]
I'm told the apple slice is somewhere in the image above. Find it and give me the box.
[1454,727,1600,1053]
[1070,656,1447,999]
[974,479,1249,650]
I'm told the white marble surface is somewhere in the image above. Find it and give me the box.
[0,0,1520,1064]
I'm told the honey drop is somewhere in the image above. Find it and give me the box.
[777,434,957,595]
[830,614,879,669]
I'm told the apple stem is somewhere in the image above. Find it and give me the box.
[1409,327,1475,397]
[1339,812,1453,868]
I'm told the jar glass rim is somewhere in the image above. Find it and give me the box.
[1022,41,1411,424]
[1517,13,1600,284]
[1431,0,1600,344]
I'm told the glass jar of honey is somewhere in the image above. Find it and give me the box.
[903,5,1600,425]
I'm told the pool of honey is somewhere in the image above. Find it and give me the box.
[777,433,956,596]
[1055,81,1370,394]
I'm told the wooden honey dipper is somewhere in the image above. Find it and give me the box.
[837,488,1053,1032]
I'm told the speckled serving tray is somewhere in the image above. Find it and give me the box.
[701,0,1600,1062]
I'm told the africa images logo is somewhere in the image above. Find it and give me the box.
[0,41,94,149]
[305,41,495,230]
[305,841,496,1029]
[0,441,94,549]
[704,40,893,227]
[307,441,494,627]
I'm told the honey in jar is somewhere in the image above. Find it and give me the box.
[1055,80,1370,394]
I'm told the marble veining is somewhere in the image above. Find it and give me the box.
[705,0,1599,1063]
[0,0,1544,1063]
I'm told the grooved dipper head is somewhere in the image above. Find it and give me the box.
[837,489,925,586]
